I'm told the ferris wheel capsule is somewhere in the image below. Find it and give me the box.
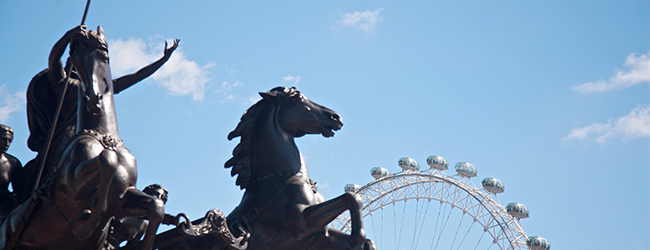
[344,183,361,193]
[454,162,477,177]
[526,236,550,250]
[481,177,505,194]
[398,157,419,171]
[506,202,530,219]
[426,155,448,170]
[370,167,390,179]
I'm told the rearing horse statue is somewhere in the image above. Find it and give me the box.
[161,87,376,250]
[0,26,163,250]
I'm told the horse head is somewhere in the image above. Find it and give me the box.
[262,87,343,138]
[219,88,375,250]
[69,26,112,116]
[226,87,343,189]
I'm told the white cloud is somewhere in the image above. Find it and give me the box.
[109,38,212,101]
[333,8,384,34]
[211,81,253,105]
[564,106,650,144]
[317,181,331,191]
[219,81,244,92]
[0,85,25,123]
[283,74,302,84]
[572,52,650,93]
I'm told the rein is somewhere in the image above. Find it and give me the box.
[249,171,298,187]
[249,171,318,192]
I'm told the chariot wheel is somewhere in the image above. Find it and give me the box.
[332,155,550,250]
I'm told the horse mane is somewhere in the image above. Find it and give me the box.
[225,87,299,189]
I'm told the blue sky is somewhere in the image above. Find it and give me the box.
[1,1,648,249]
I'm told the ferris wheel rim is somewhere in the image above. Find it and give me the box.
[336,169,529,250]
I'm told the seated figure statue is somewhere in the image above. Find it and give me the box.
[0,125,24,219]
[109,184,173,250]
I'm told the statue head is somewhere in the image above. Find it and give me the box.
[143,184,169,204]
[0,124,14,153]
[68,26,112,116]
[69,26,108,53]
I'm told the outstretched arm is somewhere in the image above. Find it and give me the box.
[113,39,179,94]
[47,25,86,83]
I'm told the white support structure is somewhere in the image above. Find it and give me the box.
[333,168,529,250]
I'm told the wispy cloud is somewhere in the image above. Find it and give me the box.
[211,81,254,105]
[109,37,213,101]
[564,105,650,144]
[283,74,302,84]
[0,85,25,123]
[332,8,384,34]
[572,52,650,93]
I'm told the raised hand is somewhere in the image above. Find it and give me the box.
[67,24,87,38]
[163,39,180,58]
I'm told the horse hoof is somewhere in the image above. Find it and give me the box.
[72,209,98,240]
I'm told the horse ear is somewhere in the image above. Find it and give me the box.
[259,92,273,99]
[97,26,106,40]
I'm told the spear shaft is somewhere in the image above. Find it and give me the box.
[81,0,91,25]
[30,0,92,196]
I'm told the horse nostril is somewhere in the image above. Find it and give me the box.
[331,113,340,121]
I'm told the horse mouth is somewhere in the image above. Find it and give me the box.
[84,96,104,116]
[321,125,341,138]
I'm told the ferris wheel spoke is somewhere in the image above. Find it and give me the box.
[412,199,432,250]
[408,199,420,250]
[429,201,444,250]
[392,203,397,250]
[408,199,425,250]
[370,209,378,250]
[455,219,476,250]
[379,208,384,250]
[397,201,408,248]
[433,202,454,250]
[473,230,486,250]
[449,212,466,250]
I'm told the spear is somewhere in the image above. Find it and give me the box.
[30,0,92,196]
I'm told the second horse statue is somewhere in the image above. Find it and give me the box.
[159,87,376,250]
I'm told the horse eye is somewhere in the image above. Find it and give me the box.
[101,53,109,62]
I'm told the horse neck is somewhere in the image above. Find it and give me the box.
[250,106,305,178]
[76,88,119,137]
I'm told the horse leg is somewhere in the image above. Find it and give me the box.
[302,192,366,249]
[71,149,118,241]
[117,187,165,250]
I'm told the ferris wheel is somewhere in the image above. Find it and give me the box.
[332,155,551,250]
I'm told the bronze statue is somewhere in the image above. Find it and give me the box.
[159,87,376,250]
[18,24,179,204]
[0,125,23,220]
[0,26,164,250]
[109,184,170,250]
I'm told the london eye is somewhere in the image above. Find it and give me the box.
[332,155,551,250]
